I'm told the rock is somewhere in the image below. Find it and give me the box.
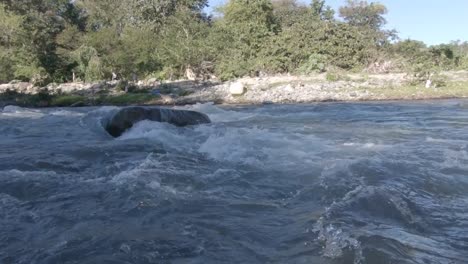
[425,79,432,88]
[229,81,245,95]
[0,82,37,94]
[0,84,12,93]
[16,82,33,93]
[185,68,197,81]
[57,83,90,93]
[284,84,294,93]
[146,78,159,86]
[104,106,211,137]
[160,95,175,104]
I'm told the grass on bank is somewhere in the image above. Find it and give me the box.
[96,93,160,106]
[364,81,468,100]
[50,95,87,106]
[0,89,161,107]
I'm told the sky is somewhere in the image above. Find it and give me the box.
[207,0,468,45]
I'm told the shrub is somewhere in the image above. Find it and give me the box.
[326,72,339,82]
[298,54,327,74]
[158,83,178,94]
[115,80,128,91]
[431,74,448,88]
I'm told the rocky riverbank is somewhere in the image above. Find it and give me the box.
[1,71,468,107]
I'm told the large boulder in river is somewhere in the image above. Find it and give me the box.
[105,107,211,137]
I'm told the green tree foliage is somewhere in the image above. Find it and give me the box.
[311,0,334,21]
[450,41,468,69]
[0,0,88,82]
[0,3,24,82]
[271,0,309,27]
[259,0,373,73]
[393,39,462,71]
[339,0,387,30]
[156,9,214,78]
[0,3,46,83]
[392,39,463,85]
[0,0,465,85]
[214,0,277,79]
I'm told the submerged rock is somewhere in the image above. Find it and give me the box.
[104,106,211,137]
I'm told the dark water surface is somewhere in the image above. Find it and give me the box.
[1,101,468,264]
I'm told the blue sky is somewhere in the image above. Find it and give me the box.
[207,0,468,45]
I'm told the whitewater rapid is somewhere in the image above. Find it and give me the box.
[1,101,468,263]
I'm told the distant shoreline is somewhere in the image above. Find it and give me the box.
[1,71,468,108]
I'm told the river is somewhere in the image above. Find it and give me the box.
[1,101,468,264]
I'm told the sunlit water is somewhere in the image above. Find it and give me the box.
[1,101,468,264]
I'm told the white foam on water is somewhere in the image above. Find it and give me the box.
[90,106,120,114]
[441,148,468,170]
[314,218,363,263]
[115,105,392,172]
[342,141,390,150]
[117,105,329,169]
[426,137,467,144]
[180,103,255,123]
[111,153,191,196]
[1,105,45,118]
[197,126,270,166]
[117,120,194,149]
[112,153,161,185]
[195,124,326,168]
[49,110,84,117]
[0,169,57,178]
[2,105,29,113]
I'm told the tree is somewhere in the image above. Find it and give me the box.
[271,0,309,28]
[155,8,214,78]
[260,0,378,73]
[311,0,334,21]
[214,0,277,78]
[338,0,395,66]
[129,0,208,27]
[76,0,208,31]
[0,0,88,82]
[0,3,45,83]
[339,0,387,30]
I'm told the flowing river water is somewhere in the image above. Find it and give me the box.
[1,101,468,264]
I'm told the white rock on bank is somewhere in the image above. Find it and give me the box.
[425,79,432,88]
[284,84,294,93]
[229,81,245,95]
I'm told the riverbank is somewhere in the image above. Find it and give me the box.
[1,71,468,107]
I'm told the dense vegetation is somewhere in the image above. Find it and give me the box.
[0,0,467,85]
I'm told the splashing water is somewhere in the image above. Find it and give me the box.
[1,101,468,263]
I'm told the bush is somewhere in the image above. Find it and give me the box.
[158,83,179,94]
[326,72,338,82]
[115,80,128,91]
[115,80,139,93]
[431,74,448,88]
[298,54,327,74]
